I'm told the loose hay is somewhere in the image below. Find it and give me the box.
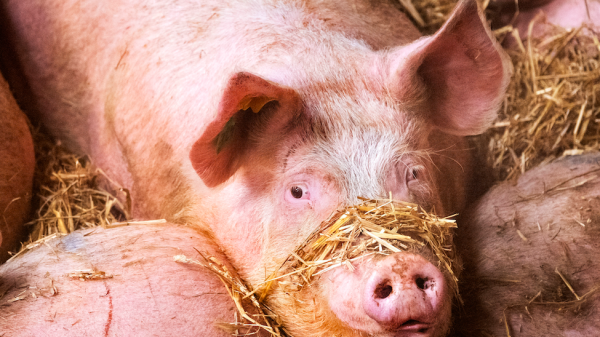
[487,24,600,181]
[13,130,130,257]
[179,198,459,337]
[67,269,114,281]
[263,198,459,299]
[412,0,459,34]
[412,0,600,181]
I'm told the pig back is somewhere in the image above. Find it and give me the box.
[455,153,600,336]
[0,223,258,337]
[0,72,34,263]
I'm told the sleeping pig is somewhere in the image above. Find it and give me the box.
[0,0,510,335]
[0,223,257,336]
[456,153,600,336]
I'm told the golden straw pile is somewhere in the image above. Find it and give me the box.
[412,0,600,181]
[412,0,458,34]
[16,131,128,253]
[487,25,600,180]
[177,199,459,337]
[266,198,459,297]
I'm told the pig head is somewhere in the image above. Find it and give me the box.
[1,0,510,335]
[187,1,510,335]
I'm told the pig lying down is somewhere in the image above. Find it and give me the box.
[0,224,245,337]
[0,0,510,335]
[455,153,600,336]
[0,72,34,263]
[0,201,460,337]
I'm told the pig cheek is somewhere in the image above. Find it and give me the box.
[385,165,437,211]
[208,180,274,281]
[384,169,411,202]
[277,178,341,237]
[253,181,339,282]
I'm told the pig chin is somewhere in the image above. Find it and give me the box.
[266,254,453,337]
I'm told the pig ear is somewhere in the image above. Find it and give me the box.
[391,0,511,136]
[190,72,301,187]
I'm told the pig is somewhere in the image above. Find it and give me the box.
[0,71,34,263]
[0,223,262,337]
[0,0,511,335]
[488,0,600,40]
[454,153,600,336]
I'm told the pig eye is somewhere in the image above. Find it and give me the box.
[406,166,423,182]
[286,182,312,203]
[290,186,305,199]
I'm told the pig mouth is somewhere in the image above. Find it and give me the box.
[395,320,430,333]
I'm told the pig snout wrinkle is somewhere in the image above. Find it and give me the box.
[362,253,446,334]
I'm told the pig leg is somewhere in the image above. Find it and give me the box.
[0,72,34,263]
[455,153,600,336]
[0,223,262,337]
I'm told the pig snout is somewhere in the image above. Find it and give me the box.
[327,253,451,337]
[363,254,446,333]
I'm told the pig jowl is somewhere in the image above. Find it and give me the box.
[455,153,600,336]
[1,0,510,335]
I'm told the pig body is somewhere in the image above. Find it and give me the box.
[489,0,600,40]
[455,153,600,336]
[1,0,510,335]
[0,224,249,337]
[0,72,34,263]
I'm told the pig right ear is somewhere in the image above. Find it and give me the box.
[390,0,512,136]
[190,72,301,187]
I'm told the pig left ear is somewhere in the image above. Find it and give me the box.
[190,72,301,187]
[390,0,512,136]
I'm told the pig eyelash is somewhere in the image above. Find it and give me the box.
[406,165,424,182]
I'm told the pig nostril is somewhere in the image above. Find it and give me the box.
[374,283,393,299]
[416,277,428,290]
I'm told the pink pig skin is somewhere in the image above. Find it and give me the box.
[489,0,600,41]
[0,223,260,337]
[455,153,600,336]
[0,72,34,263]
[0,0,511,335]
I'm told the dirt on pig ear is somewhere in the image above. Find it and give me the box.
[190,72,301,187]
[390,0,512,136]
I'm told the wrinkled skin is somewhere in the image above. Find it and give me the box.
[0,72,34,263]
[0,224,251,337]
[0,0,510,335]
[455,153,600,336]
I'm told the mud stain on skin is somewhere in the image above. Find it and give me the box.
[103,281,113,337]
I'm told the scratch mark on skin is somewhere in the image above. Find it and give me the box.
[103,281,113,337]
[115,46,129,70]
[139,262,159,311]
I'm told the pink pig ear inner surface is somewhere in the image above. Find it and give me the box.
[190,72,301,187]
[393,0,511,136]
